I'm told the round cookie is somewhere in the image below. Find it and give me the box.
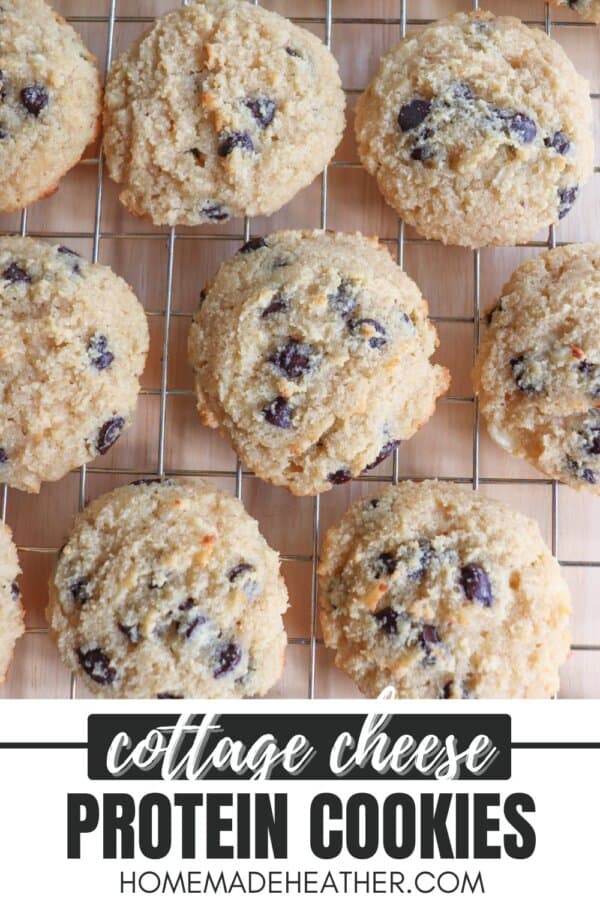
[355,10,594,248]
[0,0,101,212]
[103,0,345,227]
[188,230,449,496]
[319,481,572,699]
[473,244,600,493]
[47,478,288,699]
[550,0,600,23]
[0,237,149,493]
[0,520,24,683]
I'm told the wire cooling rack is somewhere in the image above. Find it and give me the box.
[1,0,599,699]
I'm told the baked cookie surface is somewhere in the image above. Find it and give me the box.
[188,230,449,496]
[0,0,101,212]
[355,10,594,248]
[0,521,24,683]
[103,0,345,226]
[474,244,600,493]
[0,237,149,493]
[47,478,288,699]
[550,0,600,23]
[319,481,572,699]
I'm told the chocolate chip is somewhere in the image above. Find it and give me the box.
[510,354,543,394]
[214,642,242,678]
[586,423,600,455]
[179,598,194,611]
[419,624,440,649]
[261,291,289,318]
[0,127,8,140]
[460,564,493,607]
[182,614,206,639]
[0,448,6,464]
[545,130,570,155]
[118,622,141,644]
[0,70,5,101]
[228,562,255,582]
[328,278,357,319]
[189,148,205,165]
[369,498,380,509]
[201,201,229,221]
[57,245,82,274]
[21,84,49,116]
[10,580,19,600]
[492,108,537,143]
[285,46,302,58]
[364,439,401,471]
[69,576,90,606]
[156,692,183,699]
[57,245,81,258]
[96,416,125,454]
[3,262,30,284]
[263,396,293,429]
[327,468,352,485]
[398,99,431,132]
[130,477,164,487]
[558,186,578,219]
[373,552,397,578]
[441,681,454,699]
[348,317,387,349]
[567,455,597,484]
[239,236,267,254]
[87,334,114,371]
[507,113,537,143]
[218,131,254,157]
[269,339,314,379]
[244,96,276,128]
[374,606,399,635]
[577,361,600,400]
[77,647,116,686]
[410,144,435,162]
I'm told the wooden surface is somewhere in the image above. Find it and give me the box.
[1,0,599,699]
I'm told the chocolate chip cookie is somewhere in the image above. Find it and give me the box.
[103,0,345,226]
[0,520,24,683]
[0,0,101,212]
[188,230,449,496]
[551,0,600,23]
[47,478,288,698]
[474,244,600,493]
[319,481,572,699]
[355,10,594,248]
[0,237,148,493]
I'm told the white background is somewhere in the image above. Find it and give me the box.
[0,699,596,898]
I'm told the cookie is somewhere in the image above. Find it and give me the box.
[319,481,572,699]
[0,237,149,493]
[0,520,24,683]
[0,0,101,212]
[355,10,594,248]
[103,0,345,227]
[47,478,288,699]
[550,0,600,23]
[188,230,449,496]
[473,244,600,492]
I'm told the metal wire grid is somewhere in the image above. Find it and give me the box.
[1,0,598,699]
